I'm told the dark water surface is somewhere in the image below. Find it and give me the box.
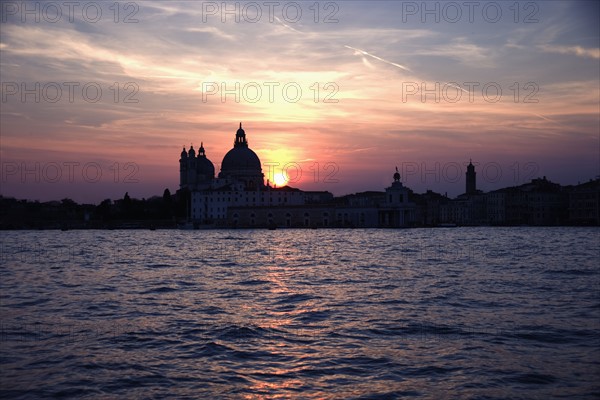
[1,228,599,398]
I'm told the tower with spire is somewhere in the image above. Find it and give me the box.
[234,122,248,147]
[466,159,476,195]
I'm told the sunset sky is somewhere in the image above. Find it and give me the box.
[1,0,599,203]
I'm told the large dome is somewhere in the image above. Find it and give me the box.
[221,146,261,172]
[218,123,264,188]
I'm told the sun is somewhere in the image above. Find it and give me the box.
[273,172,288,187]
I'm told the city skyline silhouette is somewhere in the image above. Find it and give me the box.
[1,1,598,203]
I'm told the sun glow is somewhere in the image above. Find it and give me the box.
[273,172,288,187]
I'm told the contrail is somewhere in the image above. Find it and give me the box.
[274,16,302,34]
[532,113,567,128]
[270,24,413,73]
[445,82,469,94]
[533,113,556,123]
[344,45,411,72]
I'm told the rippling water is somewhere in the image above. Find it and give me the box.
[1,228,599,398]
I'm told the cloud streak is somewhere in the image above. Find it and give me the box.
[538,44,600,59]
[344,45,411,72]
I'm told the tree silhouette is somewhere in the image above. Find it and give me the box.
[163,188,173,218]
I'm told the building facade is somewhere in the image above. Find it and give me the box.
[178,124,418,228]
[567,179,600,225]
[178,125,593,227]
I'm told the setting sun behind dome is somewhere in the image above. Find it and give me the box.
[273,172,288,187]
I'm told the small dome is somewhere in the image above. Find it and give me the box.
[198,157,215,179]
[180,147,188,158]
[197,145,215,179]
[188,146,195,157]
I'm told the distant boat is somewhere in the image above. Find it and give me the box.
[438,223,457,227]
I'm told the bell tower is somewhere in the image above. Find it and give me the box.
[466,159,476,195]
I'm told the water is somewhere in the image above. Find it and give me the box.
[1,228,599,399]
